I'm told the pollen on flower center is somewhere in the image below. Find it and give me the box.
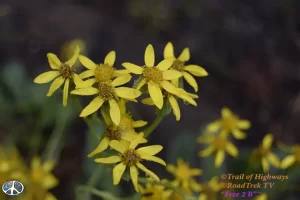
[118,114,133,131]
[222,116,238,129]
[95,64,114,82]
[143,66,163,83]
[213,138,227,149]
[98,82,115,100]
[121,149,141,166]
[32,170,44,181]
[105,126,122,140]
[176,165,190,179]
[171,60,185,71]
[254,146,268,158]
[59,63,75,79]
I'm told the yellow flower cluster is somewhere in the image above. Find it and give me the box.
[0,146,58,200]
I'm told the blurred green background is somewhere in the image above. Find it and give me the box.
[0,0,300,199]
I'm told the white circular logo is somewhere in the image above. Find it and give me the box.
[2,180,24,196]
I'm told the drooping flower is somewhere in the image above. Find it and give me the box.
[252,133,280,172]
[198,132,239,168]
[281,144,300,169]
[34,46,83,106]
[77,51,131,87]
[88,99,148,157]
[71,78,141,125]
[122,44,182,109]
[205,107,251,140]
[94,133,166,192]
[198,177,221,200]
[139,180,172,200]
[163,42,208,92]
[167,158,202,194]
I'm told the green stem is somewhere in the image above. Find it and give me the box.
[142,109,166,138]
[76,185,121,200]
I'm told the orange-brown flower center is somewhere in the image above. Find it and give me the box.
[171,60,185,71]
[105,126,122,140]
[98,82,115,100]
[121,149,141,166]
[59,63,75,79]
[143,66,163,83]
[95,64,114,82]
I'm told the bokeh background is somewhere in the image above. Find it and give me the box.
[0,0,300,199]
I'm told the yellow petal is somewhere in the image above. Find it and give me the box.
[113,69,130,77]
[71,87,98,96]
[178,48,190,62]
[262,134,273,149]
[140,154,166,166]
[31,157,41,169]
[130,166,139,192]
[109,99,121,125]
[182,71,198,92]
[34,71,60,84]
[137,163,159,181]
[163,70,182,80]
[104,51,116,66]
[136,78,147,89]
[160,80,178,95]
[113,163,127,185]
[101,109,112,126]
[221,107,232,118]
[164,42,175,59]
[65,45,80,66]
[115,87,141,100]
[76,78,97,89]
[156,59,173,71]
[281,155,296,169]
[168,95,180,121]
[145,44,155,67]
[190,169,202,176]
[42,161,55,172]
[232,129,247,140]
[88,137,110,157]
[177,93,197,106]
[267,152,280,168]
[136,145,163,155]
[43,174,58,189]
[198,194,207,200]
[225,142,238,158]
[80,97,104,117]
[79,55,96,70]
[63,79,70,107]
[141,97,154,106]
[47,76,65,96]
[45,193,57,200]
[183,65,208,76]
[109,140,126,153]
[237,120,251,129]
[47,53,61,69]
[215,150,225,168]
[122,62,144,74]
[112,75,132,87]
[261,158,269,172]
[206,121,221,132]
[95,156,121,164]
[118,98,126,114]
[132,120,147,128]
[148,82,163,109]
[72,73,85,87]
[129,133,144,149]
[199,146,214,157]
[79,69,95,79]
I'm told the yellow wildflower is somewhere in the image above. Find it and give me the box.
[198,177,221,200]
[255,193,268,200]
[94,133,166,192]
[122,44,182,109]
[198,132,238,168]
[253,133,280,172]
[139,181,172,200]
[88,99,148,157]
[163,42,208,92]
[206,107,251,139]
[23,157,58,200]
[281,144,300,169]
[141,81,198,121]
[71,79,141,125]
[34,46,83,106]
[78,51,131,86]
[167,158,202,194]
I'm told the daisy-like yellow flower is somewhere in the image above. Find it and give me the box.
[167,158,202,194]
[88,99,148,157]
[122,44,182,109]
[198,132,238,168]
[23,157,58,200]
[198,177,221,200]
[206,107,251,140]
[281,144,300,169]
[255,193,268,200]
[253,133,280,172]
[163,42,208,92]
[34,46,83,106]
[94,133,166,192]
[139,180,172,200]
[78,51,131,86]
[71,78,141,125]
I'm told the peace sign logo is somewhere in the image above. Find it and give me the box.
[2,180,24,196]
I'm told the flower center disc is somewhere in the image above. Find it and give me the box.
[105,127,122,140]
[59,63,75,79]
[95,64,114,82]
[176,165,191,180]
[222,116,238,130]
[213,137,227,149]
[118,115,133,132]
[98,82,115,100]
[171,60,185,71]
[143,67,163,83]
[121,149,141,166]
